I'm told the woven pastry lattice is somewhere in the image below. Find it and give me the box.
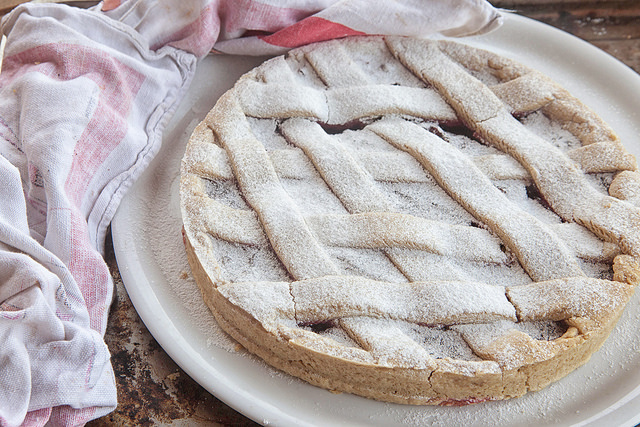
[180,36,640,403]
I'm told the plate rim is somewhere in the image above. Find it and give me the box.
[112,12,640,427]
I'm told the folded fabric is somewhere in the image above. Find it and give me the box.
[101,0,502,56]
[0,1,501,425]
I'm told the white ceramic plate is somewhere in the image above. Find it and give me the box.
[112,13,640,427]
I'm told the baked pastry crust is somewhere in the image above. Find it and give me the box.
[180,36,640,405]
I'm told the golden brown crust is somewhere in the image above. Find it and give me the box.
[180,36,640,405]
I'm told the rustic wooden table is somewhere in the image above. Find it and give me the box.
[88,1,640,426]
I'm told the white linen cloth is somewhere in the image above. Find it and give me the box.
[0,1,502,425]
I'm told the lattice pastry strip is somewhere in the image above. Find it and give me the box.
[338,317,439,369]
[387,37,640,255]
[280,118,394,213]
[305,213,506,263]
[368,117,585,282]
[180,36,640,405]
[436,39,622,147]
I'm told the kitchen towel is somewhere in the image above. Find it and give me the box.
[0,1,502,425]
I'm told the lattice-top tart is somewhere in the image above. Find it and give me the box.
[179,35,640,405]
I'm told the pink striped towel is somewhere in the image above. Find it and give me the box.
[0,1,501,425]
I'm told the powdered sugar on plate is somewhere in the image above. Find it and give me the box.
[142,134,240,352]
[113,16,640,426]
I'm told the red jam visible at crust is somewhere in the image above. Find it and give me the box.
[439,397,493,406]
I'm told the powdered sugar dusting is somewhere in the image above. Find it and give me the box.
[144,141,239,352]
[177,35,640,410]
[519,110,582,151]
[184,35,634,358]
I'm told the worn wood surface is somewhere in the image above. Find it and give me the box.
[82,1,638,426]
[94,233,257,426]
[495,0,640,73]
